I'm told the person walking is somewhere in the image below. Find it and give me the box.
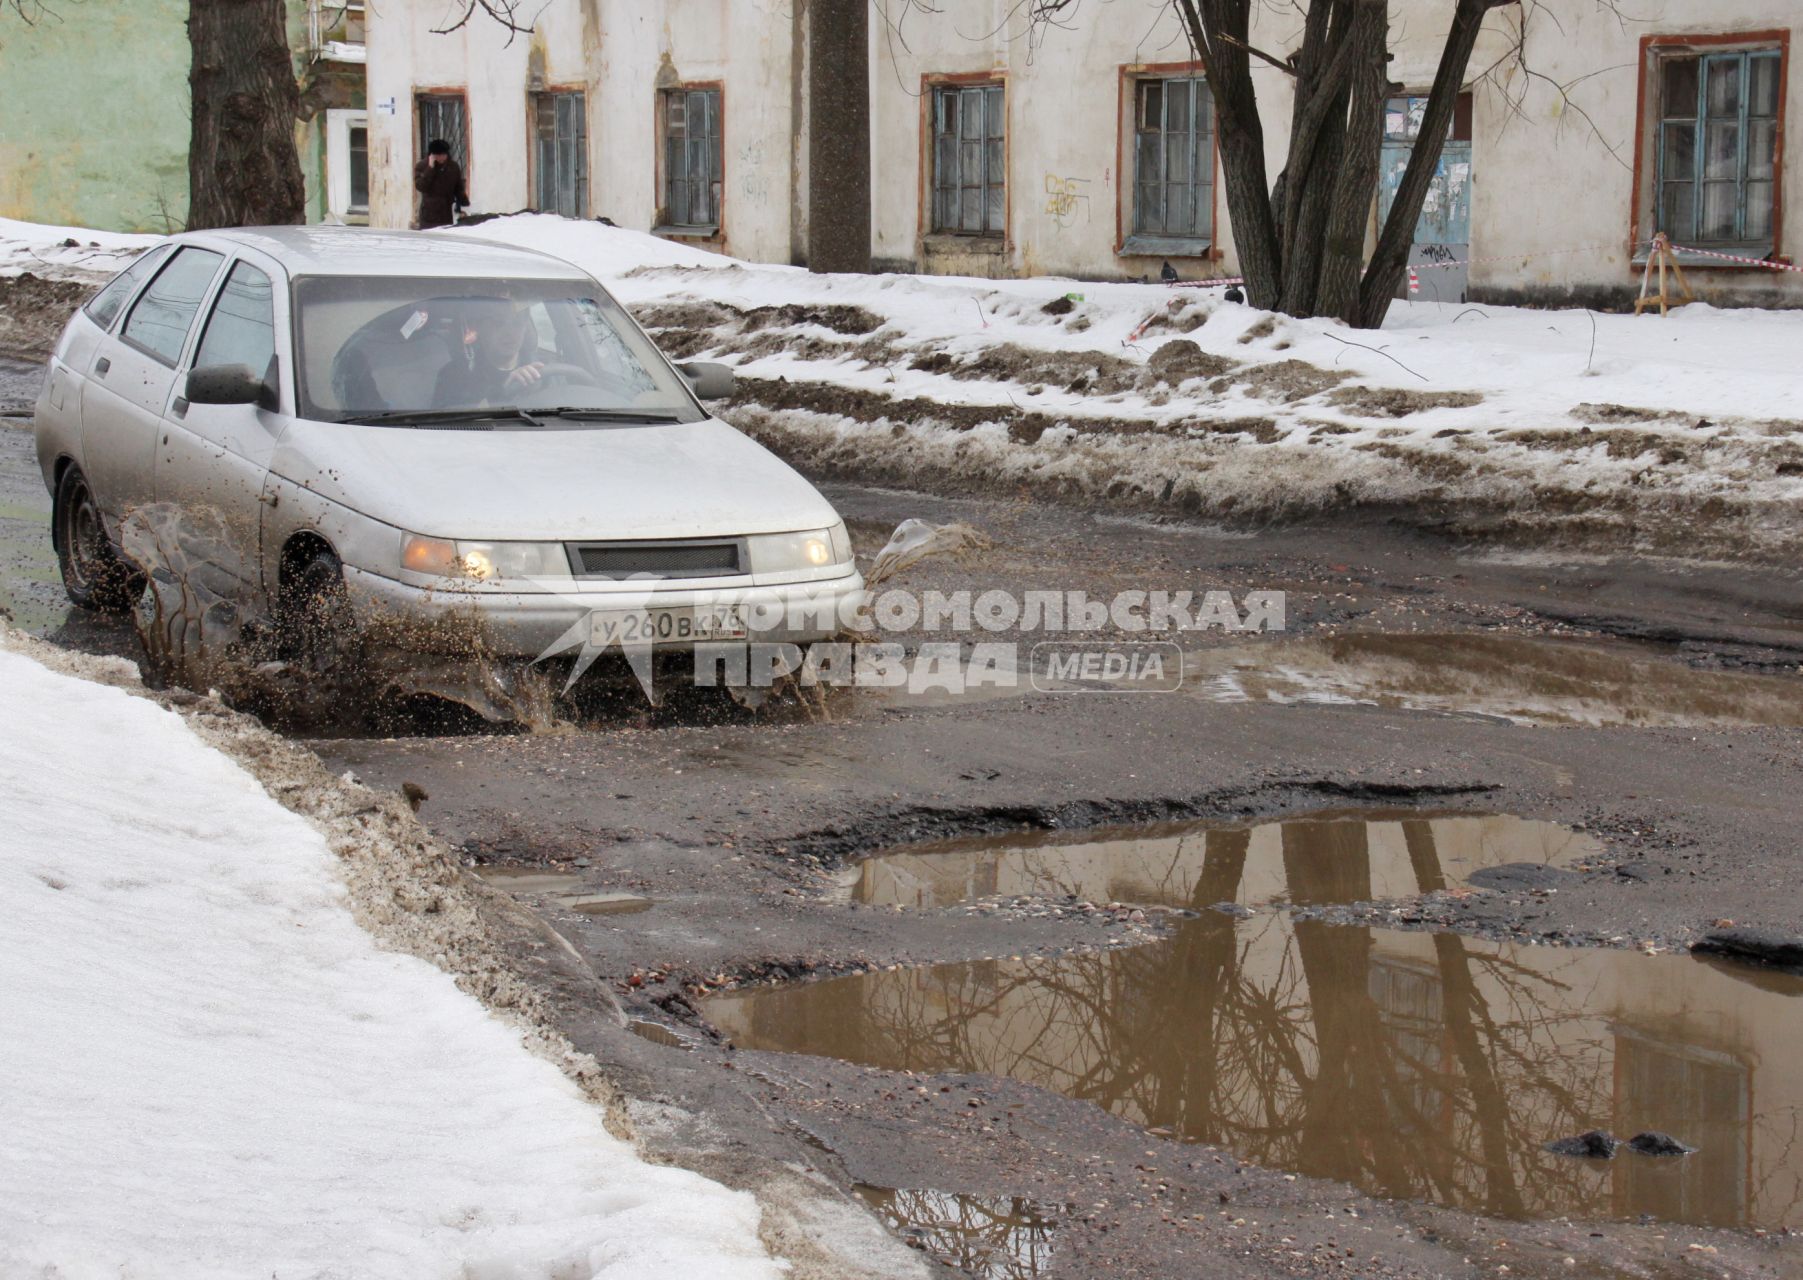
[414,139,469,229]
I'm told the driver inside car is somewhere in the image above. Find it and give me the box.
[434,299,546,409]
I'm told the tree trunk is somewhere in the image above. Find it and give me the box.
[1189,0,1284,311]
[1317,0,1388,322]
[807,0,872,273]
[187,0,305,230]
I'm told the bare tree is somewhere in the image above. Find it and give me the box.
[429,0,534,37]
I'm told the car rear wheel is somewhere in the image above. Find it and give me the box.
[54,466,143,612]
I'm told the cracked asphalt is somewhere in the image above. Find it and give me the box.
[4,374,1802,1275]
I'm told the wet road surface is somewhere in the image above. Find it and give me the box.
[5,412,1803,1276]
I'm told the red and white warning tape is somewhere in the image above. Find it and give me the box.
[1664,243,1803,275]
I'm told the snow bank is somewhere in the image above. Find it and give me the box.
[0,216,160,280]
[450,211,738,276]
[0,645,782,1280]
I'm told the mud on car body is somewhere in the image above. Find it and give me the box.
[33,226,863,665]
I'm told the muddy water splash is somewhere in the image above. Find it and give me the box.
[711,911,1803,1231]
[841,811,1601,910]
[1187,633,1803,729]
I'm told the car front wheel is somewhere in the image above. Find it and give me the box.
[54,466,143,612]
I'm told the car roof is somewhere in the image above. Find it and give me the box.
[181,226,588,280]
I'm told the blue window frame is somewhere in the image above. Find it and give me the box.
[1656,48,1781,248]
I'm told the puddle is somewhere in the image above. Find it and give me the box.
[854,1185,1063,1279]
[840,810,1601,910]
[1186,633,1803,728]
[562,892,653,916]
[710,913,1803,1231]
[474,868,585,894]
[627,1019,691,1050]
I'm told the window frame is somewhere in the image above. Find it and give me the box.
[83,244,175,334]
[924,78,1007,239]
[191,259,280,394]
[530,87,589,219]
[118,246,229,370]
[325,108,370,224]
[1632,30,1789,269]
[1122,70,1218,257]
[655,82,725,238]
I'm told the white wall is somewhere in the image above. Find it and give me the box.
[367,0,1799,305]
[365,0,800,263]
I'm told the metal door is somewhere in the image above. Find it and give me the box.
[1379,95,1473,303]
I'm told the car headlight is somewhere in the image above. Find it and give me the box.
[401,534,571,581]
[748,524,851,574]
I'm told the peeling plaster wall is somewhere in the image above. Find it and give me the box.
[365,0,798,262]
[0,0,192,232]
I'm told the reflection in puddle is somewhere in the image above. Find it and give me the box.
[854,1185,1062,1279]
[845,811,1600,910]
[1187,633,1803,728]
[715,877,1803,1231]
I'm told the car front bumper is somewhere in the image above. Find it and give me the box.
[341,565,867,658]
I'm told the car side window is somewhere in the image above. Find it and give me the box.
[83,245,173,332]
[121,247,226,366]
[193,261,277,384]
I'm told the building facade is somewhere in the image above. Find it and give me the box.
[363,1,1798,308]
[0,0,368,232]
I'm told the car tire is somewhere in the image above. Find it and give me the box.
[276,549,354,670]
[54,466,143,613]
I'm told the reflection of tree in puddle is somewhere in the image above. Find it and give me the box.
[717,821,1803,1229]
[850,811,1602,910]
[854,1186,1059,1279]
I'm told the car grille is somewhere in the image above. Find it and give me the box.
[572,540,745,579]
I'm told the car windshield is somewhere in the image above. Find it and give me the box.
[291,274,703,424]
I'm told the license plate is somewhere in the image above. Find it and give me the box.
[590,605,748,647]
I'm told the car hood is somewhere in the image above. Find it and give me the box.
[270,416,840,540]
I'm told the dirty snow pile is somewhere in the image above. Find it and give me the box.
[0,216,160,281]
[458,213,1803,558]
[0,645,782,1279]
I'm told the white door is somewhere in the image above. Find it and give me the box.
[326,109,371,225]
[156,258,287,587]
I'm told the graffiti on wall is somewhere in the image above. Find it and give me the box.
[1044,174,1091,229]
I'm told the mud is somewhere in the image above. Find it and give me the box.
[0,274,94,361]
[1327,386,1485,418]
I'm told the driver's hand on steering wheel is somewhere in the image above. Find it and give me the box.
[503,362,546,392]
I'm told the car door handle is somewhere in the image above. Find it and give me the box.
[171,397,189,417]
[94,357,110,377]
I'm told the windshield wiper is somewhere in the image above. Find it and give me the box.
[337,406,684,427]
[523,407,687,423]
[338,407,544,427]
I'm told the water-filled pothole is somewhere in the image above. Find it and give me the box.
[1186,633,1803,728]
[839,810,1602,911]
[709,913,1803,1231]
[853,1185,1064,1279]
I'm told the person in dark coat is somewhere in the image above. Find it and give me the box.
[414,139,469,229]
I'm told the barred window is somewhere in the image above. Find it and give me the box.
[532,91,588,219]
[932,84,1005,236]
[662,88,722,230]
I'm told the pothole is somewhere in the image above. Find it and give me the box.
[709,911,1803,1231]
[834,810,1602,910]
[853,1185,1065,1279]
[1186,633,1803,728]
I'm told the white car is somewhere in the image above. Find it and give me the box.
[33,226,862,674]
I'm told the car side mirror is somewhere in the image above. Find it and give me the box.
[678,361,736,401]
[185,363,270,407]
